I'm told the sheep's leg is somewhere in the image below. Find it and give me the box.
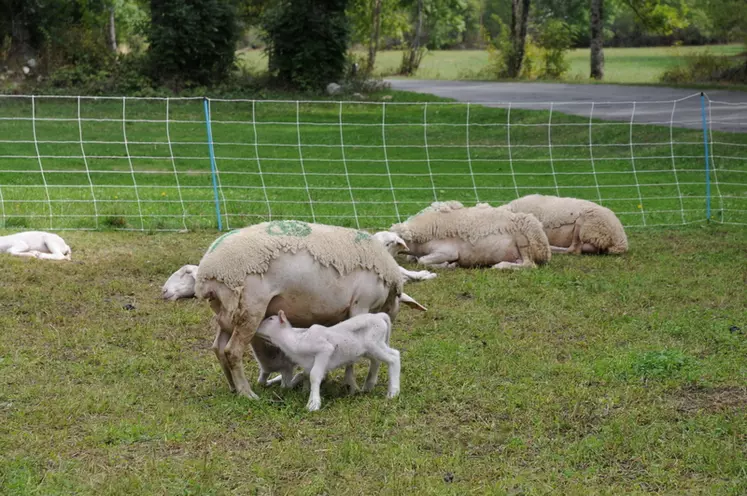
[398,266,437,283]
[6,242,36,258]
[493,240,537,270]
[566,218,585,255]
[365,346,401,398]
[343,366,359,395]
[211,322,236,392]
[307,353,332,412]
[363,358,381,393]
[550,245,569,253]
[224,301,268,399]
[416,248,459,267]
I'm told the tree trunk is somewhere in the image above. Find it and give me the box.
[508,0,530,78]
[366,0,382,73]
[401,0,424,75]
[108,6,118,53]
[8,1,35,62]
[590,0,604,80]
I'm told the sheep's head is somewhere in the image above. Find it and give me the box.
[372,231,409,256]
[257,310,292,338]
[162,264,198,300]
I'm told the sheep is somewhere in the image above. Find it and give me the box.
[372,231,437,283]
[502,194,628,254]
[0,231,72,260]
[389,201,551,270]
[194,220,426,399]
[162,264,198,300]
[256,310,400,411]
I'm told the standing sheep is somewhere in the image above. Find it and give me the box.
[0,231,72,260]
[256,310,400,411]
[503,194,628,254]
[194,220,426,400]
[390,201,551,269]
[162,264,199,300]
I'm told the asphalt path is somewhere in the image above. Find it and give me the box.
[385,80,747,133]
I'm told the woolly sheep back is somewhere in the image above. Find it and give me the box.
[505,194,628,253]
[194,221,404,294]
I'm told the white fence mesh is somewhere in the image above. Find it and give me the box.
[0,93,744,232]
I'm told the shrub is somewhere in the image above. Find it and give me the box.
[148,0,239,88]
[262,0,350,92]
[661,51,747,84]
[535,19,572,79]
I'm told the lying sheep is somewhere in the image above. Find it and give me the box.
[390,201,551,270]
[372,231,437,283]
[195,220,425,399]
[256,310,400,411]
[503,194,628,254]
[0,231,72,260]
[162,264,198,300]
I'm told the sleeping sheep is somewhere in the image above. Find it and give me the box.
[194,220,426,400]
[371,231,437,283]
[256,310,400,411]
[389,201,551,270]
[502,194,628,254]
[0,231,72,260]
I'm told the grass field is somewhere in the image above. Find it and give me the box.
[238,44,745,84]
[0,226,745,494]
[0,92,745,232]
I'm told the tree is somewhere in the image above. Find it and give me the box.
[507,0,531,78]
[263,0,350,91]
[590,0,603,79]
[149,0,239,87]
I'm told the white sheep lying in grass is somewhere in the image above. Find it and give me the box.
[194,220,425,399]
[256,310,400,411]
[390,201,551,270]
[503,194,628,254]
[162,264,198,300]
[0,231,72,260]
[372,231,437,283]
[162,232,435,302]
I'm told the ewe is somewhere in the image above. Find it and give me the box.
[0,231,71,260]
[256,310,400,411]
[502,194,628,254]
[390,201,551,269]
[194,220,425,400]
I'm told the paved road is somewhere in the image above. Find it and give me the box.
[385,80,747,132]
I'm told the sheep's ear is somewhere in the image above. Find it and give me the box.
[399,293,426,311]
[278,310,286,323]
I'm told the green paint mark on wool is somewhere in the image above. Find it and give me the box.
[354,231,371,243]
[265,220,312,237]
[208,229,241,253]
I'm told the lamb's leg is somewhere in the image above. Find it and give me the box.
[362,358,381,392]
[6,242,36,258]
[399,266,437,283]
[36,239,71,260]
[365,346,401,398]
[211,320,236,392]
[307,352,332,412]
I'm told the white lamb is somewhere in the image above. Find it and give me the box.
[0,231,72,260]
[390,201,551,270]
[162,264,198,300]
[195,220,425,399]
[371,231,437,283]
[256,310,400,411]
[502,194,628,254]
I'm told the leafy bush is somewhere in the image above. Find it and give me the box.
[148,0,239,88]
[262,0,350,92]
[535,19,572,79]
[661,51,747,84]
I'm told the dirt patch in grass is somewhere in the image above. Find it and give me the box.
[674,385,747,414]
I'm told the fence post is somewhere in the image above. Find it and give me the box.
[203,97,223,231]
[699,92,711,222]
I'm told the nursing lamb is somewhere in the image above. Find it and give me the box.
[256,310,400,411]
[194,220,425,400]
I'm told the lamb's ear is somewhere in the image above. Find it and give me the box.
[399,293,427,311]
[278,310,286,323]
[396,239,409,252]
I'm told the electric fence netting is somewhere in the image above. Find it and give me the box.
[0,93,744,232]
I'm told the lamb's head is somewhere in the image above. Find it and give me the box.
[257,310,292,339]
[162,264,198,300]
[372,231,409,256]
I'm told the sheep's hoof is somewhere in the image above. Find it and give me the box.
[387,389,400,399]
[306,398,322,411]
[235,386,260,400]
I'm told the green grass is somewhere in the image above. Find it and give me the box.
[0,92,745,232]
[237,44,745,84]
[0,226,745,494]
